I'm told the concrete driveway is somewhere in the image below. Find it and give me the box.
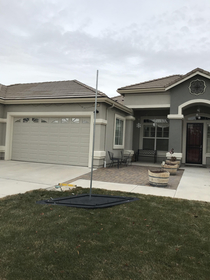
[0,161,90,198]
[1,161,210,203]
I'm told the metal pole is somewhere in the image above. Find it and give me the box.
[89,70,99,199]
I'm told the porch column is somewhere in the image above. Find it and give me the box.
[0,118,7,159]
[167,114,184,158]
[124,116,135,155]
[93,118,107,167]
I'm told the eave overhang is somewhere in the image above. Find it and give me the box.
[0,97,132,115]
[117,87,165,94]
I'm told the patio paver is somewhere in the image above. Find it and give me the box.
[66,165,184,190]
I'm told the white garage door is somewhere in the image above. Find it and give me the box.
[12,117,90,166]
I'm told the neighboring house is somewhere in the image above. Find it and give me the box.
[0,80,133,167]
[117,67,210,166]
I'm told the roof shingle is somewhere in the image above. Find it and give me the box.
[117,75,182,91]
[0,80,107,100]
[117,68,210,92]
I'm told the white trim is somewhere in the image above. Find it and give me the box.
[0,146,5,152]
[5,111,93,168]
[0,97,132,114]
[123,150,134,155]
[113,114,126,149]
[166,152,182,160]
[178,99,210,115]
[165,71,210,91]
[125,116,135,121]
[167,114,184,120]
[126,104,170,109]
[94,151,106,159]
[95,119,107,125]
[117,88,165,94]
[0,118,7,123]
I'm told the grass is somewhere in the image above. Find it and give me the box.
[0,188,210,280]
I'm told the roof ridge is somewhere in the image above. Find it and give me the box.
[7,80,75,87]
[73,80,107,96]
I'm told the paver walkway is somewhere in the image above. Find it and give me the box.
[66,165,184,190]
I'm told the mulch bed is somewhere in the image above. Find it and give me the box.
[66,165,184,190]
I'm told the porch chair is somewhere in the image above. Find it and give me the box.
[121,151,132,166]
[108,151,121,168]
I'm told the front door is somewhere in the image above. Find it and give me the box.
[186,123,203,164]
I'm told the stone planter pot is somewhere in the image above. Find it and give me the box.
[148,170,170,187]
[162,163,178,175]
[166,160,181,168]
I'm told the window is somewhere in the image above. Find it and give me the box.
[32,118,39,123]
[14,118,21,123]
[51,118,59,124]
[82,118,90,124]
[41,118,48,123]
[114,115,125,149]
[61,118,69,124]
[23,118,30,123]
[143,118,169,151]
[71,118,80,123]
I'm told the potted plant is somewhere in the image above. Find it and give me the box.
[148,169,170,187]
[161,161,178,175]
[166,148,180,168]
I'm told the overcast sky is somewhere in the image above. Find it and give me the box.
[1,0,210,97]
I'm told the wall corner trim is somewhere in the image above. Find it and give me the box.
[167,114,184,120]
[94,151,106,159]
[0,118,7,123]
[0,146,5,152]
[95,119,107,125]
[125,116,135,121]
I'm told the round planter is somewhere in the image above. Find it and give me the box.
[166,160,180,168]
[162,163,178,175]
[148,170,170,187]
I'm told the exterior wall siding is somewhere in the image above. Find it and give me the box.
[123,92,170,108]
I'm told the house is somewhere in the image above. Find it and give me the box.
[116,67,210,166]
[0,80,133,168]
[1,67,210,168]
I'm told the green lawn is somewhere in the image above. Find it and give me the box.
[0,188,210,280]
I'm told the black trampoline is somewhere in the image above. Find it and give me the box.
[36,194,139,209]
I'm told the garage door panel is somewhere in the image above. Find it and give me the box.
[12,117,90,166]
[59,146,68,153]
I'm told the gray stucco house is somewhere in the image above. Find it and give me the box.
[1,67,210,167]
[117,67,210,166]
[0,80,133,168]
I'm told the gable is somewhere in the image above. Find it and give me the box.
[169,74,210,114]
[165,68,210,91]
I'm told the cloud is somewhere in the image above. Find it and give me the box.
[1,0,210,96]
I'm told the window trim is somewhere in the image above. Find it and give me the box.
[113,114,125,149]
